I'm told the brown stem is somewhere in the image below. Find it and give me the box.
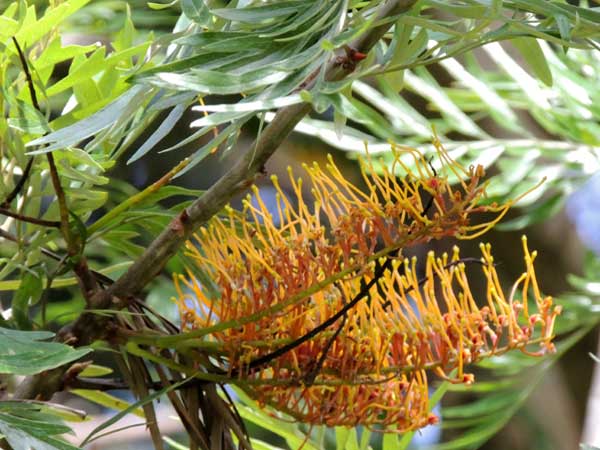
[44,156,100,298]
[13,0,419,401]
[45,154,72,241]
[5,39,38,208]
[107,0,419,304]
[0,206,60,227]
[11,37,39,109]
[12,36,99,298]
[1,157,34,208]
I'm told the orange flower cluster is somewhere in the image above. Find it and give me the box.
[174,143,560,431]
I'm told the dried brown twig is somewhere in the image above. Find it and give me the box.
[10,37,99,300]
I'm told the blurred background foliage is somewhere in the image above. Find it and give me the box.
[1,0,600,449]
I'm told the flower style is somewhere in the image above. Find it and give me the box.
[174,142,560,431]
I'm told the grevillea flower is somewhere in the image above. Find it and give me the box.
[174,143,560,432]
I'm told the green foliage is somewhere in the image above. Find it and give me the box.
[296,42,600,227]
[0,327,91,376]
[427,323,594,450]
[0,402,81,450]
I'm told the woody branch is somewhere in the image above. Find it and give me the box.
[13,0,419,401]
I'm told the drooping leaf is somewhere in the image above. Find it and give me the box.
[0,327,91,376]
[0,403,81,450]
[26,86,148,154]
[70,390,145,418]
[127,103,188,163]
[512,37,554,87]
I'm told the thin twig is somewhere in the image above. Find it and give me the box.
[302,296,347,386]
[7,39,37,207]
[68,377,131,390]
[0,206,61,227]
[0,228,112,288]
[12,39,68,238]
[13,36,99,298]
[11,41,61,232]
[46,153,74,244]
[11,38,39,108]
[1,157,34,208]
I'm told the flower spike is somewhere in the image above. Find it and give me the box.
[174,143,559,432]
